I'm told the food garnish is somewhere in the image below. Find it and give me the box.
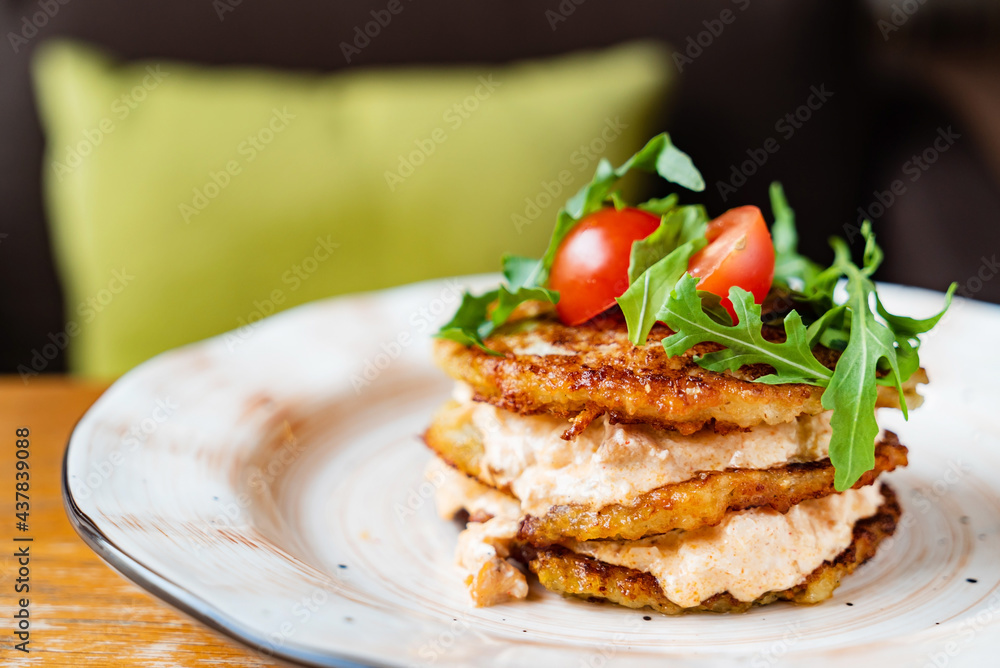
[437,133,954,490]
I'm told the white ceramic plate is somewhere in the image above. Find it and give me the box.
[64,277,1000,668]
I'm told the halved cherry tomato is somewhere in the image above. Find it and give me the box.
[548,207,660,326]
[687,205,775,322]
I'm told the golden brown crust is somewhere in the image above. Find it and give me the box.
[514,484,901,614]
[434,313,925,434]
[422,399,908,542]
[519,434,907,544]
[423,400,498,486]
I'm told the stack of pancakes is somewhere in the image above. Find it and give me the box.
[423,308,917,613]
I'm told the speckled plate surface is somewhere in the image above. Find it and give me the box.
[64,277,1000,668]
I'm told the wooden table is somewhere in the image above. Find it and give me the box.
[0,378,280,667]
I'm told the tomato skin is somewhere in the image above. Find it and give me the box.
[549,207,660,326]
[549,204,774,327]
[687,205,775,322]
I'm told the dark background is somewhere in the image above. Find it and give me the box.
[2,0,999,374]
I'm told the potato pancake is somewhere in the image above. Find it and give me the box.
[434,309,925,435]
[515,484,900,614]
[423,397,907,541]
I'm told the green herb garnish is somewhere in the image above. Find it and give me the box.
[436,133,705,351]
[436,135,955,489]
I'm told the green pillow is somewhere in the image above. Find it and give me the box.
[32,40,672,378]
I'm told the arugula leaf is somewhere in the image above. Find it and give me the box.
[874,282,956,382]
[770,182,824,292]
[619,133,706,193]
[659,275,833,385]
[618,205,709,345]
[434,140,956,494]
[769,182,797,257]
[537,133,705,286]
[637,193,679,216]
[435,289,502,353]
[437,134,707,350]
[493,284,559,327]
[658,219,953,491]
[500,254,541,288]
[822,235,906,490]
[618,238,707,345]
[805,304,847,348]
[698,291,734,326]
[536,210,579,286]
[435,253,557,350]
[486,254,559,333]
[628,205,708,282]
[860,219,884,276]
[875,283,956,338]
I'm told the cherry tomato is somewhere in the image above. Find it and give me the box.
[687,205,775,323]
[549,207,660,326]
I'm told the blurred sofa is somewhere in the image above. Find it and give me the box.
[2,0,999,375]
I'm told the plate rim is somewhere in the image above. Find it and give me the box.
[60,420,385,668]
[59,278,1000,667]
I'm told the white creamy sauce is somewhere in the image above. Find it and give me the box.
[454,517,528,606]
[431,453,884,609]
[427,458,528,606]
[571,485,884,607]
[455,516,520,568]
[435,385,885,609]
[427,457,521,522]
[455,383,834,516]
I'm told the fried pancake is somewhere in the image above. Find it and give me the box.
[519,435,906,544]
[514,484,900,614]
[434,308,925,434]
[423,398,908,541]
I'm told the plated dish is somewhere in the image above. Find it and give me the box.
[423,134,945,614]
[64,274,1000,667]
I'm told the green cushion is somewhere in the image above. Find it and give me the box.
[32,40,672,378]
